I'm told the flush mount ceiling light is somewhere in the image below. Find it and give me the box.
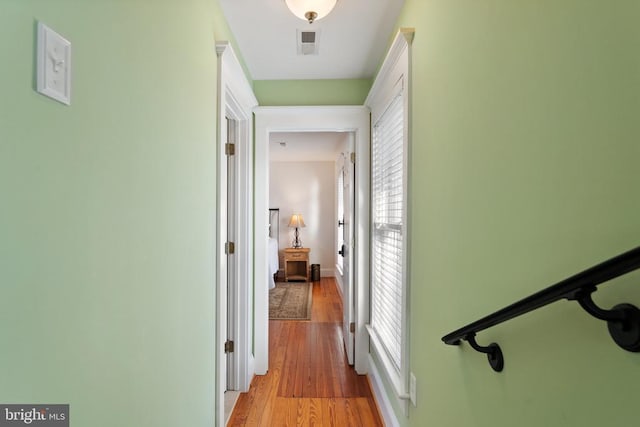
[285,0,337,24]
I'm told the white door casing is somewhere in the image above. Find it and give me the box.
[226,117,237,390]
[215,41,258,427]
[254,106,370,375]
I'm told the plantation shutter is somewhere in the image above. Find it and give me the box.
[371,89,404,371]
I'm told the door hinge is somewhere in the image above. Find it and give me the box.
[349,322,356,333]
[350,152,355,164]
[225,143,235,156]
[224,340,235,353]
[225,241,235,255]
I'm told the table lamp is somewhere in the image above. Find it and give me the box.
[288,213,306,248]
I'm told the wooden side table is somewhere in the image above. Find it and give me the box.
[284,248,310,282]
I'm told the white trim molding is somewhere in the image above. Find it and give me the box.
[367,353,402,427]
[364,27,414,418]
[215,41,257,427]
[365,28,415,109]
[254,106,371,375]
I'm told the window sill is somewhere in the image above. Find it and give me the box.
[365,325,410,402]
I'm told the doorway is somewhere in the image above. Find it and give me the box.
[216,41,258,427]
[268,130,350,296]
[254,106,371,376]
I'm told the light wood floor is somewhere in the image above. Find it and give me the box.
[227,277,384,426]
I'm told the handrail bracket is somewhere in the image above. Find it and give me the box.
[465,333,504,372]
[573,288,640,352]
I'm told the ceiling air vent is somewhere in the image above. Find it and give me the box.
[297,29,320,55]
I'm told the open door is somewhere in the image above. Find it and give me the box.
[341,136,356,365]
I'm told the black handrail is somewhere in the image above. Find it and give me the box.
[442,246,640,372]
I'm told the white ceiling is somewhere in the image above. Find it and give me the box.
[219,0,405,80]
[222,1,402,160]
[270,132,349,162]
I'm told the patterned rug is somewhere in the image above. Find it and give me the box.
[269,282,313,320]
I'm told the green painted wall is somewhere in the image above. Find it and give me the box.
[212,3,253,86]
[0,0,238,425]
[388,0,640,426]
[254,79,371,105]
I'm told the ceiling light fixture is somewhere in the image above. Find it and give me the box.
[285,0,337,24]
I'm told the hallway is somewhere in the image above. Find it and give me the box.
[228,277,383,426]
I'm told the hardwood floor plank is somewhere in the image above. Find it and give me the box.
[269,397,290,427]
[343,398,364,427]
[332,398,348,427]
[295,398,310,427]
[306,398,321,427]
[292,323,306,397]
[318,325,337,397]
[356,397,384,426]
[305,324,319,398]
[328,323,350,397]
[322,398,337,427]
[228,278,383,426]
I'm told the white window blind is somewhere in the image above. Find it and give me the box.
[371,90,405,371]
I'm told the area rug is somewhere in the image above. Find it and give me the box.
[269,282,313,320]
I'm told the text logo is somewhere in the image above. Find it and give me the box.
[0,405,68,426]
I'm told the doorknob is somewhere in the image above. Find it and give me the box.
[338,244,346,257]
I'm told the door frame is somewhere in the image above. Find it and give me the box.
[215,41,257,427]
[254,106,371,375]
[224,116,238,390]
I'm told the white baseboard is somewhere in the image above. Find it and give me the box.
[246,354,255,391]
[367,354,401,427]
[334,272,344,301]
[277,268,335,280]
[320,268,334,277]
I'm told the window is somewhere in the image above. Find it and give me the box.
[371,89,405,371]
[365,28,413,408]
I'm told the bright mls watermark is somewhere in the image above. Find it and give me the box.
[0,405,68,426]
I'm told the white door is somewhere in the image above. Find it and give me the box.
[342,137,356,365]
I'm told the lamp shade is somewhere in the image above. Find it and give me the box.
[288,213,306,228]
[285,0,337,23]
